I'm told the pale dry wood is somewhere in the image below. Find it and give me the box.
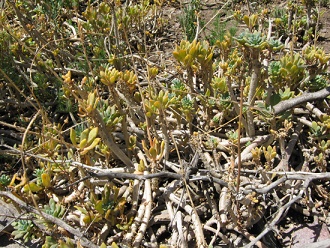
[273,86,330,115]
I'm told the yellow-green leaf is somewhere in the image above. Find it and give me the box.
[87,127,99,145]
[70,128,77,146]
[87,92,96,107]
[242,15,250,27]
[105,209,112,220]
[79,138,87,149]
[41,173,51,188]
[93,97,100,110]
[100,243,108,248]
[74,206,88,215]
[189,45,197,57]
[111,242,119,248]
[80,128,90,142]
[95,200,104,214]
[159,140,165,157]
[137,159,145,172]
[183,54,193,66]
[80,138,101,155]
[149,147,157,160]
[82,214,92,225]
[23,182,42,193]
[154,101,161,109]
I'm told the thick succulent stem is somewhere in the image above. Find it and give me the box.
[160,110,170,163]
[273,86,330,115]
[246,49,261,137]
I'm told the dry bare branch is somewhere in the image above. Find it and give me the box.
[273,86,330,115]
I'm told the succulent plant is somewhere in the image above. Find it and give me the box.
[0,174,11,187]
[93,183,128,227]
[268,53,305,89]
[268,38,284,51]
[12,220,36,243]
[235,31,268,49]
[100,103,123,129]
[142,137,165,163]
[43,199,65,219]
[70,126,101,155]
